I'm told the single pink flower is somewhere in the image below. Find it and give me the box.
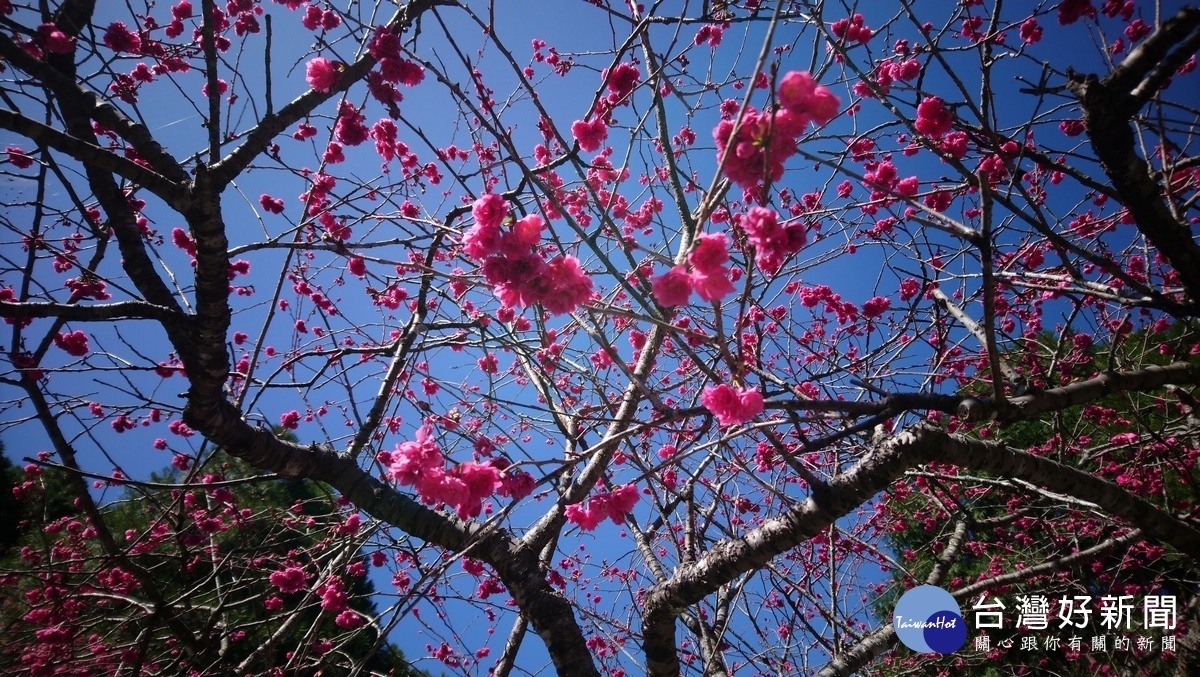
[7,147,34,169]
[306,57,341,93]
[571,117,608,152]
[691,269,735,302]
[471,193,509,231]
[38,23,74,54]
[688,233,730,273]
[651,265,694,307]
[701,384,764,426]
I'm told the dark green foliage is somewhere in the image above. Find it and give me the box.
[0,436,427,676]
[872,325,1200,675]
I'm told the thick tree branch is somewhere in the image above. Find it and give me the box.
[180,395,600,675]
[0,108,189,209]
[644,413,1200,675]
[643,424,935,677]
[1068,7,1200,309]
[0,299,182,323]
[936,435,1200,558]
[0,34,191,186]
[957,360,1200,421]
[1105,7,1200,110]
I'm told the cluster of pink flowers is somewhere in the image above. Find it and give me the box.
[564,484,639,531]
[861,296,891,319]
[163,1,193,39]
[269,565,308,594]
[334,101,368,146]
[602,62,639,106]
[379,425,534,520]
[740,207,807,274]
[1058,0,1096,25]
[461,194,594,315]
[855,58,921,98]
[914,97,954,138]
[103,21,141,54]
[1019,17,1043,43]
[714,71,839,196]
[831,14,872,45]
[651,232,735,306]
[259,194,285,214]
[701,384,764,427]
[37,23,74,54]
[53,330,89,356]
[301,4,341,31]
[369,25,424,91]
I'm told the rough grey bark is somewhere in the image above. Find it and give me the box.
[1068,7,1200,313]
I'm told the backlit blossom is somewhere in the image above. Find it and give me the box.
[690,270,735,302]
[861,296,891,319]
[688,232,731,273]
[777,71,839,126]
[38,23,74,54]
[651,265,694,307]
[103,22,141,53]
[53,330,89,356]
[536,256,594,315]
[741,207,807,274]
[7,147,33,169]
[565,484,639,531]
[701,384,764,426]
[472,193,508,231]
[914,97,954,138]
[306,57,340,93]
[571,117,608,152]
[1019,18,1043,43]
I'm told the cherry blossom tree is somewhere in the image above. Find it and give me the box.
[1,0,1199,674]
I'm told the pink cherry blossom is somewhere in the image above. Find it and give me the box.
[53,330,89,356]
[306,57,341,93]
[914,97,954,138]
[701,384,764,426]
[688,233,730,273]
[565,503,604,531]
[535,256,594,315]
[38,23,74,54]
[777,71,839,127]
[741,207,807,274]
[571,117,608,152]
[103,22,141,53]
[861,296,891,319]
[6,146,33,169]
[690,270,735,302]
[269,566,307,594]
[651,265,694,307]
[471,193,509,231]
[387,425,443,487]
